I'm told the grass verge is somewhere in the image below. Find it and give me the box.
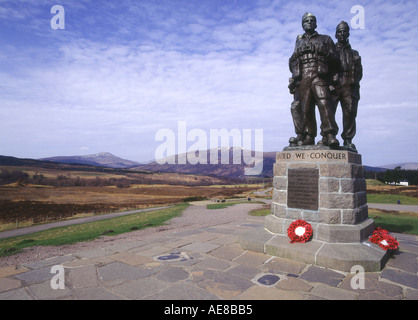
[207,202,241,210]
[369,209,418,235]
[248,205,271,217]
[367,193,418,205]
[366,179,386,186]
[0,203,189,257]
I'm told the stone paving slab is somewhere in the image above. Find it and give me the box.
[338,272,403,300]
[381,268,418,289]
[180,242,221,254]
[299,266,345,287]
[97,261,163,281]
[385,251,418,274]
[309,284,357,300]
[0,277,22,293]
[14,266,56,284]
[109,252,155,266]
[0,265,29,278]
[236,285,304,300]
[28,280,73,300]
[67,265,99,289]
[0,212,417,301]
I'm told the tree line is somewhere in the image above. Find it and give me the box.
[365,167,418,185]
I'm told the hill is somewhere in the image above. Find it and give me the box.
[134,148,276,178]
[364,165,386,172]
[0,154,236,187]
[39,152,140,169]
[0,155,90,170]
[379,163,418,170]
[0,154,140,174]
[3,151,415,181]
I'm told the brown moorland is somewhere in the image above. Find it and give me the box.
[366,184,418,198]
[0,157,268,229]
[0,184,259,226]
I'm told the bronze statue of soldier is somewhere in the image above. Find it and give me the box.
[288,13,340,149]
[333,21,363,151]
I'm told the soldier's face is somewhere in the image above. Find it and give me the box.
[336,28,350,42]
[302,17,317,32]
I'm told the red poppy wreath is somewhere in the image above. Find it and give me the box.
[287,219,313,243]
[369,227,399,251]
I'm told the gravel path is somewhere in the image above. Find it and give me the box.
[367,203,418,213]
[0,201,268,268]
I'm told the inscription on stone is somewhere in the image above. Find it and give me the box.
[278,151,348,161]
[287,169,319,211]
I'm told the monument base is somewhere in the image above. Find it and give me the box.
[239,148,391,272]
[238,228,390,272]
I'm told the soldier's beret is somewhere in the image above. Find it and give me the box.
[302,12,316,23]
[336,21,350,31]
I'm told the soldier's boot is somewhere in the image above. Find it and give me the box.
[327,134,340,149]
[300,134,315,146]
[344,140,356,150]
[289,134,304,146]
[317,138,326,146]
[317,136,327,146]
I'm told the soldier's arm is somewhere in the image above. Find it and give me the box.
[353,50,363,82]
[325,36,339,65]
[289,35,303,81]
[293,35,303,56]
[325,36,341,76]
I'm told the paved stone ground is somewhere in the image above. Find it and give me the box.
[0,205,417,300]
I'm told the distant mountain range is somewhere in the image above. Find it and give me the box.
[364,163,418,172]
[39,152,140,169]
[1,152,417,178]
[363,165,387,172]
[133,148,276,178]
[137,152,418,177]
[378,163,418,170]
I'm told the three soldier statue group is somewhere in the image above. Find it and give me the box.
[288,13,363,151]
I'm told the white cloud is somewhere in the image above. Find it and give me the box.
[0,0,417,165]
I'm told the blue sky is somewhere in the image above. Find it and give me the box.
[0,0,417,167]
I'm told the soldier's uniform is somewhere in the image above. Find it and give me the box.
[288,57,304,145]
[333,23,363,149]
[290,30,340,147]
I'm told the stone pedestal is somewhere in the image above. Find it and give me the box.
[239,148,390,272]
